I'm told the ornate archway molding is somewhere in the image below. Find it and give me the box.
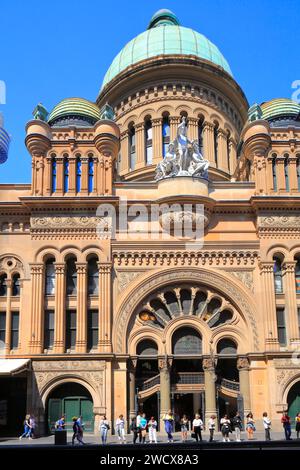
[113,266,260,353]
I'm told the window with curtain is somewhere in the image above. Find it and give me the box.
[272,155,277,191]
[76,157,81,193]
[88,257,99,295]
[273,257,283,294]
[0,312,6,349]
[295,258,300,294]
[12,273,20,296]
[11,312,19,350]
[129,126,136,170]
[51,158,57,193]
[63,157,69,193]
[284,154,290,191]
[88,157,94,193]
[66,310,76,351]
[44,310,54,350]
[45,258,55,295]
[162,116,170,158]
[0,274,7,296]
[87,310,99,351]
[276,307,287,346]
[145,120,153,165]
[66,257,77,295]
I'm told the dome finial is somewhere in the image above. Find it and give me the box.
[148,9,180,29]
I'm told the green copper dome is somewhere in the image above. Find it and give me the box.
[101,9,232,91]
[261,98,300,121]
[48,98,100,126]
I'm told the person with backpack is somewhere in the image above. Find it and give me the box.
[148,416,158,443]
[220,414,231,442]
[99,415,110,444]
[232,411,243,442]
[262,412,271,441]
[281,411,292,440]
[116,414,126,443]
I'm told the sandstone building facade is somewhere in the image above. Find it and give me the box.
[1,9,300,434]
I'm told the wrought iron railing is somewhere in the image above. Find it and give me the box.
[171,372,204,384]
[220,378,240,391]
[138,374,160,391]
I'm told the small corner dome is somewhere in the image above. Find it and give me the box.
[261,98,300,123]
[48,98,100,127]
[100,9,232,92]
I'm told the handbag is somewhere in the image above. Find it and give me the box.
[191,432,196,439]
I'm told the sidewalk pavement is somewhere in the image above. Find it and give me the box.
[0,430,298,446]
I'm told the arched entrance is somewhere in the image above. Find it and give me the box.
[287,381,300,420]
[47,382,94,433]
[135,339,159,422]
[216,338,239,419]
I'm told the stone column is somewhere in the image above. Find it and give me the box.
[237,357,251,418]
[53,263,66,354]
[152,118,163,164]
[188,117,198,142]
[217,128,229,172]
[282,261,300,345]
[128,359,137,422]
[266,156,274,192]
[76,263,87,353]
[228,137,237,175]
[170,116,181,141]
[93,156,98,194]
[68,156,76,195]
[4,279,12,353]
[259,262,279,350]
[135,122,145,169]
[203,358,217,424]
[158,357,171,428]
[80,157,89,195]
[202,122,215,166]
[120,130,129,175]
[98,262,112,353]
[29,264,44,354]
[45,156,52,196]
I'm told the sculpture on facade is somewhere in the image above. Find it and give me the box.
[155,116,209,181]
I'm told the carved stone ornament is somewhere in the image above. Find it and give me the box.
[117,271,142,293]
[237,357,250,370]
[202,358,215,370]
[155,116,209,181]
[226,270,254,292]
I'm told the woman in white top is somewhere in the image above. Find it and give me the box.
[99,415,110,444]
[208,415,216,442]
[262,412,271,441]
[116,414,126,443]
[192,414,204,442]
[220,414,231,442]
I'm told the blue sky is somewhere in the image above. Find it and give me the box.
[0,0,299,183]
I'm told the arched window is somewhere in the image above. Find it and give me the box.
[136,339,158,356]
[226,131,231,171]
[88,156,94,193]
[172,327,202,355]
[63,156,69,193]
[273,256,283,294]
[295,257,300,294]
[0,274,7,296]
[297,156,300,191]
[144,119,153,165]
[12,273,20,296]
[217,338,237,355]
[45,258,55,295]
[272,154,277,191]
[198,117,204,155]
[284,154,290,192]
[76,156,81,193]
[66,257,77,295]
[213,123,218,165]
[162,115,170,158]
[51,157,57,193]
[129,125,136,170]
[87,256,99,295]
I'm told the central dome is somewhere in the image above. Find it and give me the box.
[100,9,232,91]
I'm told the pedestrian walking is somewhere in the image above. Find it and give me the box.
[76,415,85,444]
[19,414,31,440]
[295,412,300,439]
[246,412,255,440]
[55,415,65,430]
[220,414,231,442]
[29,415,36,439]
[140,413,147,443]
[262,412,271,441]
[192,413,204,442]
[148,416,158,443]
[116,414,126,443]
[180,415,189,442]
[130,417,139,444]
[72,417,84,445]
[99,415,110,444]
[281,411,292,440]
[232,411,243,442]
[162,410,174,443]
[208,415,216,442]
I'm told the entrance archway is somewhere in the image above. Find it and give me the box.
[46,382,94,433]
[287,381,300,420]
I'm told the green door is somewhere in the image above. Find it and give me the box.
[288,383,300,426]
[64,398,80,430]
[80,398,94,432]
[48,398,62,433]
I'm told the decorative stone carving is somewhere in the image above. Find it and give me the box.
[155,117,209,180]
[117,271,142,293]
[202,358,215,370]
[258,214,300,228]
[160,209,209,230]
[31,215,111,229]
[158,357,173,370]
[0,255,24,276]
[237,357,250,370]
[226,270,254,292]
